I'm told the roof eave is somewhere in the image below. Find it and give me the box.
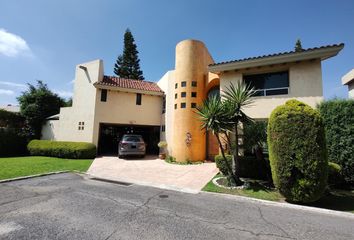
[94,84,165,96]
[341,69,354,85]
[209,45,344,74]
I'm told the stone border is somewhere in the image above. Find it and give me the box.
[212,176,244,189]
[0,171,70,183]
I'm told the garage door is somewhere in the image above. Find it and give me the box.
[98,123,160,155]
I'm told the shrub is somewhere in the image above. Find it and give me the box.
[0,128,27,156]
[318,99,354,185]
[215,154,270,180]
[27,140,96,159]
[328,162,344,187]
[267,100,328,203]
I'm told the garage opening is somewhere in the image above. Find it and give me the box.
[98,123,160,155]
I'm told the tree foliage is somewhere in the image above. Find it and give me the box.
[17,80,65,139]
[267,100,328,203]
[114,29,144,80]
[294,39,304,52]
[318,99,354,185]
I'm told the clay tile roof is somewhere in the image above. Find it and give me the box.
[95,76,164,93]
[209,43,345,67]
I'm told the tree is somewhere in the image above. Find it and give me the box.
[223,82,255,185]
[114,29,144,80]
[294,39,303,52]
[196,82,255,186]
[17,80,66,139]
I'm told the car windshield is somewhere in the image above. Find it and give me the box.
[123,136,142,142]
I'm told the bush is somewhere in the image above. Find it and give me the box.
[328,162,344,187]
[318,99,354,185]
[267,100,328,203]
[215,154,270,180]
[27,140,96,159]
[0,128,27,156]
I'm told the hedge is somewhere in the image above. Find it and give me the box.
[27,140,96,159]
[328,162,343,187]
[215,154,270,180]
[318,99,354,185]
[0,128,27,156]
[267,100,328,203]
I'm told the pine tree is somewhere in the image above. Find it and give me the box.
[295,39,304,52]
[114,29,144,80]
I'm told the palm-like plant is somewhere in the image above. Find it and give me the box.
[223,82,255,182]
[195,96,238,183]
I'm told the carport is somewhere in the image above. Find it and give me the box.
[98,123,160,155]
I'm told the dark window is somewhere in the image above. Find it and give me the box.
[191,81,197,87]
[161,125,166,132]
[207,86,220,99]
[101,89,107,102]
[162,96,166,114]
[244,71,289,96]
[174,104,177,109]
[191,103,197,108]
[175,83,178,89]
[191,92,197,97]
[181,81,186,87]
[175,93,177,99]
[136,93,142,105]
[181,92,186,98]
[181,102,186,108]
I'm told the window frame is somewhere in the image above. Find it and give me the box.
[136,93,142,105]
[101,89,107,102]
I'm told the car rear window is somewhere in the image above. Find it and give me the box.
[123,136,142,142]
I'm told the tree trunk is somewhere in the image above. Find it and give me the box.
[232,123,243,186]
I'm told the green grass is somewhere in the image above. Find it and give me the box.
[203,174,354,213]
[203,174,283,201]
[0,156,93,180]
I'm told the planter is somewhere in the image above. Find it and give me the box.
[159,153,166,160]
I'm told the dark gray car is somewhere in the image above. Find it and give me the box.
[118,134,146,158]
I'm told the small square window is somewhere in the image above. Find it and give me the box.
[174,104,177,109]
[191,103,197,108]
[191,81,197,87]
[181,102,186,108]
[175,83,178,89]
[81,126,84,130]
[78,126,81,130]
[191,92,197,97]
[175,93,177,99]
[82,122,84,126]
[79,122,82,126]
[181,81,186,87]
[181,92,186,98]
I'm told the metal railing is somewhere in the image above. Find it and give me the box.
[253,87,289,96]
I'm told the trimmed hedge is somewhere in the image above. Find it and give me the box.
[318,99,354,185]
[215,154,270,180]
[27,140,96,159]
[267,100,328,203]
[328,162,343,187]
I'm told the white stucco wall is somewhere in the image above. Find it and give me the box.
[220,60,323,119]
[157,70,175,154]
[349,83,354,99]
[41,120,60,140]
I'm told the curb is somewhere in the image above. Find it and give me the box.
[202,191,354,219]
[0,171,70,184]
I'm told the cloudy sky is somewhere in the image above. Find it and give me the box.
[1,0,354,105]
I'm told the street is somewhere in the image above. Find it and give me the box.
[0,173,353,240]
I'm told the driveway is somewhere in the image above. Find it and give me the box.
[87,156,218,193]
[1,173,354,240]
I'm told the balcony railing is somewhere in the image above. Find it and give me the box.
[253,87,289,96]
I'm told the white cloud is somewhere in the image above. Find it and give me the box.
[0,89,15,95]
[0,81,26,89]
[0,28,32,57]
[54,90,73,98]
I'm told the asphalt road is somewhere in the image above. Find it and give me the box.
[0,173,353,240]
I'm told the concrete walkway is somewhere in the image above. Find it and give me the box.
[87,156,218,193]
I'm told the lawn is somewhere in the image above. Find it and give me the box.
[0,156,93,180]
[203,174,354,213]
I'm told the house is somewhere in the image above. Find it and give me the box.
[342,69,354,98]
[42,39,344,162]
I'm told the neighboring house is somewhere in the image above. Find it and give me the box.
[42,39,343,161]
[0,104,20,113]
[342,69,354,98]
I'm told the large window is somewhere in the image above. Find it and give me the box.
[244,71,289,96]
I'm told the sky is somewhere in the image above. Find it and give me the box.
[0,0,353,105]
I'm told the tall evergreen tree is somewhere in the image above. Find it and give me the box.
[294,39,304,52]
[114,29,144,80]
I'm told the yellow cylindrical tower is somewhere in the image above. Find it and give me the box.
[172,39,213,162]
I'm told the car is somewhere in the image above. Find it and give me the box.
[118,134,146,158]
